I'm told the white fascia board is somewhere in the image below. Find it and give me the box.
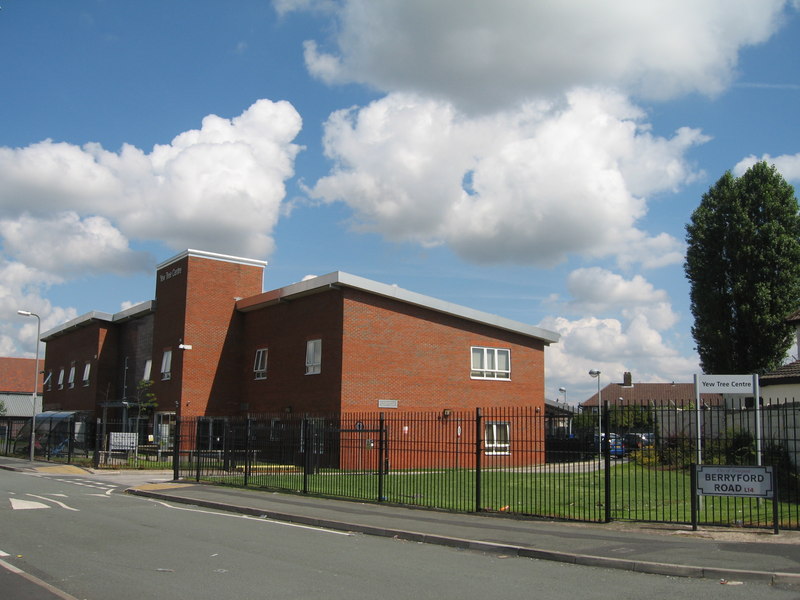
[271,271,560,345]
[157,249,268,270]
[112,300,154,323]
[41,311,115,341]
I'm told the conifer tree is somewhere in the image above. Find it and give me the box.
[685,162,800,374]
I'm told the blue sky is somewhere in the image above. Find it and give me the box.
[2,1,800,403]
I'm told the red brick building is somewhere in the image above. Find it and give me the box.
[41,250,558,460]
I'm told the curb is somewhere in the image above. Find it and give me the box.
[125,488,800,586]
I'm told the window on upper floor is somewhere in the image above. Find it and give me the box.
[470,347,511,380]
[142,358,152,382]
[254,348,268,380]
[485,421,510,455]
[57,368,65,390]
[305,339,322,375]
[67,364,76,389]
[82,362,91,387]
[161,350,172,381]
[44,371,53,392]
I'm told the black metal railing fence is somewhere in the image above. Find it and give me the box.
[4,399,799,529]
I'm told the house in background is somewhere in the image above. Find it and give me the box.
[581,372,723,411]
[40,249,559,465]
[0,357,43,417]
[758,309,800,404]
[580,372,724,440]
[0,357,43,451]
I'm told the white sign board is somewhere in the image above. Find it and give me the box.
[696,374,755,394]
[109,432,138,451]
[696,465,773,498]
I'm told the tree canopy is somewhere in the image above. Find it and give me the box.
[685,161,800,374]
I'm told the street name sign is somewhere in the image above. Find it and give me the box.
[696,465,773,498]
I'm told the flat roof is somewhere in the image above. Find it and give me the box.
[41,301,154,341]
[157,249,268,271]
[237,271,560,345]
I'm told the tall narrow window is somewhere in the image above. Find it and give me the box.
[470,347,511,379]
[485,421,510,455]
[253,348,268,380]
[305,339,322,375]
[82,362,91,386]
[142,359,152,382]
[67,364,76,389]
[161,350,172,381]
[44,370,53,392]
[57,368,65,390]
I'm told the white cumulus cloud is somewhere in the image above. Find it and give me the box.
[311,89,705,267]
[734,152,800,181]
[294,0,790,112]
[0,99,303,354]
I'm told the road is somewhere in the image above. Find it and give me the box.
[1,468,797,599]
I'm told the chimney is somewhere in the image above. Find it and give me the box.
[623,372,633,387]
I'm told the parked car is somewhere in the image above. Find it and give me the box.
[622,432,654,450]
[594,433,626,458]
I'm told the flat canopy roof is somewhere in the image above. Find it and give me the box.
[41,301,154,341]
[237,271,560,345]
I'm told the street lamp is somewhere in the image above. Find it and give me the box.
[17,310,40,462]
[589,369,601,452]
[558,386,567,404]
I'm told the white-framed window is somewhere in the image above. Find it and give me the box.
[485,421,510,455]
[161,350,172,381]
[44,370,53,392]
[57,368,65,390]
[253,348,268,380]
[67,364,76,389]
[82,362,91,387]
[142,358,152,382]
[471,347,511,379]
[305,339,322,375]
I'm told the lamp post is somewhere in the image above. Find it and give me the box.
[558,386,567,404]
[17,310,40,462]
[589,369,601,452]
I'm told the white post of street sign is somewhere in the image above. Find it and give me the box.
[695,374,761,465]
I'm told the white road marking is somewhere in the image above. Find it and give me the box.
[0,557,23,574]
[150,500,351,536]
[26,494,79,511]
[10,498,49,510]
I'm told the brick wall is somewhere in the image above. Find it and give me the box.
[43,322,117,412]
[340,288,546,414]
[238,286,547,417]
[241,290,344,415]
[154,253,264,417]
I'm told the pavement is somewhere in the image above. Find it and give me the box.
[3,457,800,591]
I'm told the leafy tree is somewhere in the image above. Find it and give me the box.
[685,161,800,374]
[132,380,158,435]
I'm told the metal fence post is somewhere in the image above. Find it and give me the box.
[302,417,310,494]
[67,416,75,463]
[773,473,780,535]
[603,400,611,523]
[378,412,386,501]
[244,417,252,487]
[93,418,101,469]
[690,463,698,531]
[195,419,203,483]
[475,407,483,513]
[172,416,181,481]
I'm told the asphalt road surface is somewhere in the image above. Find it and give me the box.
[1,468,797,600]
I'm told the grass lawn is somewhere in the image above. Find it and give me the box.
[196,460,797,529]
